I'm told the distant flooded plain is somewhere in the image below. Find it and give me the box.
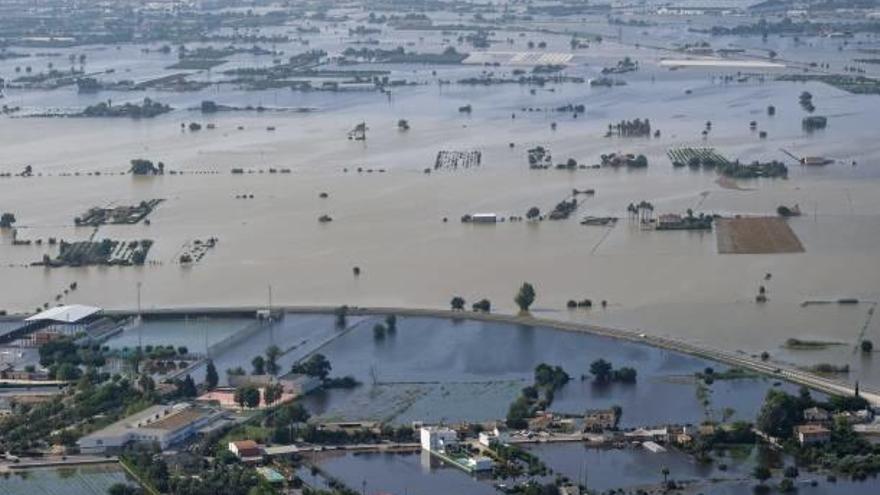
[1,17,879,391]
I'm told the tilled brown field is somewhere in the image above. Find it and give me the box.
[716,217,805,254]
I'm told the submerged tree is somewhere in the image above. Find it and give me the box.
[251,355,266,375]
[0,212,15,228]
[515,282,536,312]
[291,353,332,380]
[589,359,613,384]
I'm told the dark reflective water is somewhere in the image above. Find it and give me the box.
[312,450,496,495]
[311,445,880,495]
[302,316,809,426]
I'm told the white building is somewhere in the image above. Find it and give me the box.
[466,456,494,471]
[78,403,224,454]
[471,213,497,224]
[228,440,263,460]
[478,426,509,447]
[420,426,458,453]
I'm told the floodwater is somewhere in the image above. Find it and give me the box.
[103,316,251,352]
[99,312,370,385]
[309,445,880,495]
[310,450,497,495]
[0,465,135,495]
[301,316,810,426]
[1,10,879,394]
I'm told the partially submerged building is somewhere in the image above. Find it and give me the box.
[584,409,618,432]
[231,373,321,396]
[796,424,831,446]
[420,426,458,453]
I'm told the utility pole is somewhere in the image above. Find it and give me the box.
[268,284,275,346]
[268,284,273,315]
[136,282,142,350]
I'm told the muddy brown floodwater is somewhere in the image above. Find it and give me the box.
[1,22,879,390]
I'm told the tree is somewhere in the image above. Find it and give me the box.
[138,373,155,393]
[233,386,247,408]
[265,345,281,375]
[276,402,310,425]
[526,207,540,220]
[129,159,159,175]
[177,374,197,397]
[472,299,491,312]
[506,396,531,429]
[861,340,874,354]
[752,465,772,486]
[373,323,387,340]
[534,364,569,389]
[244,386,261,408]
[757,389,801,439]
[385,314,397,333]
[234,385,260,408]
[334,305,348,328]
[0,212,15,228]
[205,360,219,390]
[612,366,637,383]
[291,354,331,380]
[56,362,82,381]
[661,467,670,484]
[450,296,466,310]
[263,382,284,405]
[515,282,536,312]
[251,355,266,375]
[589,359,613,383]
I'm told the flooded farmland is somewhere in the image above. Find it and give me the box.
[299,315,812,425]
[2,64,879,386]
[1,465,135,495]
[2,1,880,493]
[307,444,880,495]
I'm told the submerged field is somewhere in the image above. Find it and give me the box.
[299,315,811,427]
[0,0,878,392]
[716,217,805,254]
[1,465,134,495]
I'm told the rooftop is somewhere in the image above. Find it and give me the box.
[231,440,259,450]
[26,304,102,324]
[146,407,207,431]
[797,424,830,434]
[80,403,217,441]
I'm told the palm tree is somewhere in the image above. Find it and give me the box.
[661,467,670,484]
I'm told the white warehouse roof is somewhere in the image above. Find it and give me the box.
[26,304,102,323]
